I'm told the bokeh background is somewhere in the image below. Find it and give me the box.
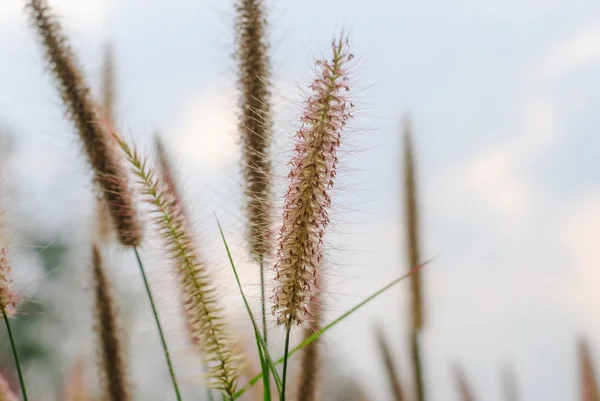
[1,0,600,400]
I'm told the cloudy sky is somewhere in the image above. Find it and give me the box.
[1,0,600,400]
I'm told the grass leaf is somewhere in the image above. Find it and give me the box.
[216,216,281,398]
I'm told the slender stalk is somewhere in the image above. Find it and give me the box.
[280,325,292,401]
[259,257,271,397]
[232,257,433,400]
[133,247,182,401]
[2,307,28,401]
[411,333,425,401]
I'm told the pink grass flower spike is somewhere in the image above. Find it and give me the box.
[273,37,354,328]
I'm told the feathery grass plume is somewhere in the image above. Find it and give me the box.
[26,0,142,247]
[274,36,353,401]
[235,0,273,261]
[91,245,131,401]
[500,364,519,401]
[375,326,405,401]
[95,42,117,243]
[453,364,476,401]
[61,359,89,401]
[273,37,353,328]
[111,133,242,398]
[579,338,600,401]
[402,116,426,401]
[295,284,324,401]
[0,373,17,401]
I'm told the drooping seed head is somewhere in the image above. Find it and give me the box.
[91,245,131,401]
[235,0,273,260]
[273,37,353,327]
[26,0,142,247]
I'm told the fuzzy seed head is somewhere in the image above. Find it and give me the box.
[0,249,17,318]
[112,133,243,396]
[273,38,353,327]
[26,0,142,247]
[235,0,273,260]
[91,245,131,401]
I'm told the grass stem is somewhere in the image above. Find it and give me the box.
[2,306,28,401]
[259,257,271,397]
[133,247,182,401]
[280,325,292,401]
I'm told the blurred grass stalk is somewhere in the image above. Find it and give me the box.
[402,116,426,401]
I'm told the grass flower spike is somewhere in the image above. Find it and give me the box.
[273,37,353,328]
[235,0,273,261]
[111,132,242,398]
[26,0,142,247]
[91,245,131,401]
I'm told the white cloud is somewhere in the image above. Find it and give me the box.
[555,189,600,330]
[531,24,600,83]
[171,88,239,168]
[433,98,556,227]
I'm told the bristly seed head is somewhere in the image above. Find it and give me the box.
[0,249,18,318]
[112,132,243,397]
[26,0,142,247]
[235,0,273,260]
[273,37,353,328]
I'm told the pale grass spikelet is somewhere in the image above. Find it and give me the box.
[579,338,600,401]
[453,364,476,401]
[154,134,185,212]
[111,133,242,397]
[91,245,131,401]
[61,359,89,401]
[26,0,142,247]
[0,249,17,318]
[235,0,273,260]
[0,373,17,401]
[273,38,353,328]
[95,42,117,243]
[375,326,405,401]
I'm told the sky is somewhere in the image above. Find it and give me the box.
[1,0,600,400]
